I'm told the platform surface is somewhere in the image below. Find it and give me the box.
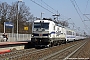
[0,42,28,52]
[0,42,28,46]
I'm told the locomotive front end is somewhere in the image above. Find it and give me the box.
[31,20,50,47]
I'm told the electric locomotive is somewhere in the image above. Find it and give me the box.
[31,18,66,47]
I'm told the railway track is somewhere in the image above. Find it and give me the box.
[0,40,87,60]
[63,41,87,60]
[40,40,88,60]
[0,48,36,60]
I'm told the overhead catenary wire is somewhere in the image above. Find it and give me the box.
[74,0,90,21]
[40,0,78,27]
[30,0,79,31]
[31,0,72,22]
[83,0,90,32]
[70,0,86,34]
[30,0,88,34]
[74,0,90,34]
[84,0,89,13]
[70,0,90,34]
[30,0,55,14]
[30,0,64,22]
[83,0,90,21]
[83,14,90,21]
[30,0,68,21]
[40,0,57,12]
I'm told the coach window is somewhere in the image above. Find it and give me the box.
[76,33,79,36]
[67,31,72,35]
[70,31,72,35]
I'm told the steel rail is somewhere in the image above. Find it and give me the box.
[0,48,36,59]
[1,48,49,60]
[39,40,86,60]
[63,40,88,60]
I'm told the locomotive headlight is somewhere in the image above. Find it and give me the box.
[32,34,34,37]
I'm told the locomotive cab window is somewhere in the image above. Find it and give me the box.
[34,22,49,29]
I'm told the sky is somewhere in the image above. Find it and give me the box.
[0,0,90,35]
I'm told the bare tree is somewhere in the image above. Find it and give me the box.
[60,21,69,27]
[0,2,10,24]
[0,2,11,32]
[0,1,34,33]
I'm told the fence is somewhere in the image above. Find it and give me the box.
[0,33,31,42]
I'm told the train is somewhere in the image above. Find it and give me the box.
[31,18,87,47]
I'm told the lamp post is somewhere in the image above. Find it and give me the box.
[16,0,22,41]
[16,1,18,41]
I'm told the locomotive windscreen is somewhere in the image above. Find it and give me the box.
[34,23,49,29]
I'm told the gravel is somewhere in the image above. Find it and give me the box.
[70,38,90,59]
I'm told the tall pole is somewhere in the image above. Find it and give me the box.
[17,1,18,41]
[41,12,42,20]
[4,22,5,33]
[52,10,60,21]
[17,0,22,41]
[41,12,44,20]
[57,11,59,21]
